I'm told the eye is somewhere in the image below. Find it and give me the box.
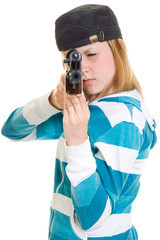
[87,53,97,57]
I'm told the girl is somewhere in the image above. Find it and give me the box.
[1,4,157,240]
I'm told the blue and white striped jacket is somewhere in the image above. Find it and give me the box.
[1,90,157,240]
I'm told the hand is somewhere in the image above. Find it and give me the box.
[63,94,90,146]
[49,73,65,110]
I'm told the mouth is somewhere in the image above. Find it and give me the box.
[83,79,95,85]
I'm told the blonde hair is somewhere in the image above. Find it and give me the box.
[84,39,143,101]
[107,39,142,96]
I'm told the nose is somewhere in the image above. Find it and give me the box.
[81,56,89,75]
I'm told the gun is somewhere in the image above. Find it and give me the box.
[64,49,83,94]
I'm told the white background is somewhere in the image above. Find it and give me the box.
[0,0,159,239]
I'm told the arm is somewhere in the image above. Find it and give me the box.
[63,96,143,230]
[1,92,63,141]
[1,74,66,141]
[65,122,142,230]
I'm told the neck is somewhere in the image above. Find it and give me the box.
[87,86,116,103]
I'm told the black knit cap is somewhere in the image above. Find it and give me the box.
[55,4,122,51]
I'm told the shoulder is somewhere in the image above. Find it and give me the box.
[88,93,146,135]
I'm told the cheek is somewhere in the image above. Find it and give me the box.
[100,53,115,79]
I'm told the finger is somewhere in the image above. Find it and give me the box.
[63,107,71,131]
[65,95,73,106]
[67,95,83,114]
[68,95,79,104]
[78,94,86,103]
[63,96,67,109]
[78,94,89,111]
[60,73,66,83]
[64,95,75,115]
[63,107,69,122]
[59,74,66,92]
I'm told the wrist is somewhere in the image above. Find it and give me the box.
[49,90,56,106]
[49,90,62,110]
[66,135,88,146]
[64,136,96,187]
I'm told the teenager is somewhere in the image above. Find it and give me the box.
[1,4,157,240]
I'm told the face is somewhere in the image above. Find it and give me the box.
[63,41,115,100]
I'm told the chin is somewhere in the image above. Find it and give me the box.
[84,90,102,102]
[84,88,101,96]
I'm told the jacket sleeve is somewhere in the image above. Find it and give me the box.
[65,119,144,231]
[1,92,63,141]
